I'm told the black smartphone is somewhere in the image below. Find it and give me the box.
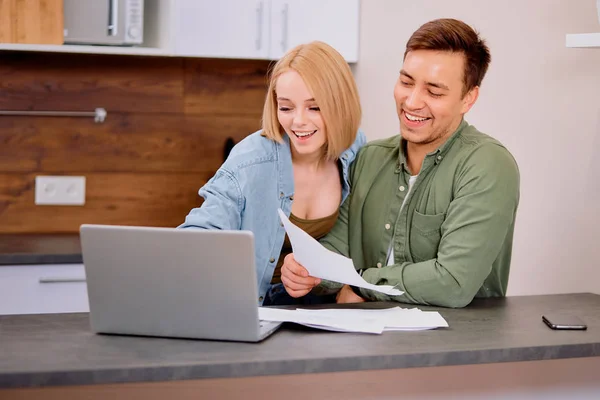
[542,313,587,330]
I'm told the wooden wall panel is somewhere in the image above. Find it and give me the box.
[0,173,210,233]
[0,52,185,113]
[0,114,260,173]
[184,58,271,116]
[0,52,270,233]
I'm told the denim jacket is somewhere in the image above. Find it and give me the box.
[179,129,366,305]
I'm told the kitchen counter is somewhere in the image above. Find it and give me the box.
[0,234,82,265]
[1,293,600,392]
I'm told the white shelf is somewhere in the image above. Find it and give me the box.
[0,43,171,57]
[566,33,600,48]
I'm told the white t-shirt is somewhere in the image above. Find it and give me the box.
[386,175,418,266]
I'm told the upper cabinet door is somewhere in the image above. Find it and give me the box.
[269,0,360,62]
[173,0,270,59]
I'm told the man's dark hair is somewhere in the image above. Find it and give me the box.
[405,18,491,96]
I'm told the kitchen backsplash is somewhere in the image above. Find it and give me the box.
[0,51,270,233]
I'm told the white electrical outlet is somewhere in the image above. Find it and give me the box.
[35,176,86,206]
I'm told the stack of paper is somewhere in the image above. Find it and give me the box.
[259,307,449,334]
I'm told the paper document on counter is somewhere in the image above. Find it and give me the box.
[259,307,448,333]
[295,307,449,331]
[259,307,385,334]
[277,209,403,296]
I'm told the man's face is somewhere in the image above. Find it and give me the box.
[393,50,478,149]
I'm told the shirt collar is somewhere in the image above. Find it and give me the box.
[397,119,468,172]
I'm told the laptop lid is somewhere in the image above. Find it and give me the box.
[80,225,275,342]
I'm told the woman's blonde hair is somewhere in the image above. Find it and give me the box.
[261,41,362,160]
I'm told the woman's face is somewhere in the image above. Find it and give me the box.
[275,70,327,160]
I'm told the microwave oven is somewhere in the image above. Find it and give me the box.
[63,0,144,46]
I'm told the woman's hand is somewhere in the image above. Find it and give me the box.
[280,253,321,297]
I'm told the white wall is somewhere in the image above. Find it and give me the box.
[354,0,600,296]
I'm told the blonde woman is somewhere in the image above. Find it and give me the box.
[180,41,366,306]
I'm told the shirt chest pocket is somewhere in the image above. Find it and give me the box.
[409,210,445,262]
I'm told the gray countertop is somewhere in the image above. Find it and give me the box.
[0,234,82,265]
[1,293,599,388]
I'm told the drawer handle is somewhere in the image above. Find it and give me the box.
[39,277,86,283]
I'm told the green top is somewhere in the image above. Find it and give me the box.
[319,120,520,308]
[271,210,339,284]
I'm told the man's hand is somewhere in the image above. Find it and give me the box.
[336,284,366,304]
[281,253,321,298]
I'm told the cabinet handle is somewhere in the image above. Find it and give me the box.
[39,277,86,283]
[256,1,264,51]
[281,3,289,53]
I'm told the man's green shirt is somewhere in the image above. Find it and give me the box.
[320,120,520,308]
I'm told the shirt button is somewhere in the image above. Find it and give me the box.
[385,223,391,230]
[269,258,275,263]
[437,155,442,161]
[399,186,405,192]
[376,262,382,268]
[279,192,284,198]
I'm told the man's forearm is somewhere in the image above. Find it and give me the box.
[360,260,480,307]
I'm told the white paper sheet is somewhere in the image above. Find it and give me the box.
[258,307,385,334]
[296,307,449,331]
[277,209,403,296]
[259,306,448,333]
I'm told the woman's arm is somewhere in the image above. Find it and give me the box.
[179,168,244,231]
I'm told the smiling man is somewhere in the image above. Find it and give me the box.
[280,18,521,308]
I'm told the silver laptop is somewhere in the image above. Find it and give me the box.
[79,225,282,342]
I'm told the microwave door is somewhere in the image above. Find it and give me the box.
[64,0,122,45]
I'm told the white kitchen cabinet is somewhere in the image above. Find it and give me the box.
[170,0,360,61]
[269,0,359,62]
[0,264,89,316]
[171,0,270,59]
